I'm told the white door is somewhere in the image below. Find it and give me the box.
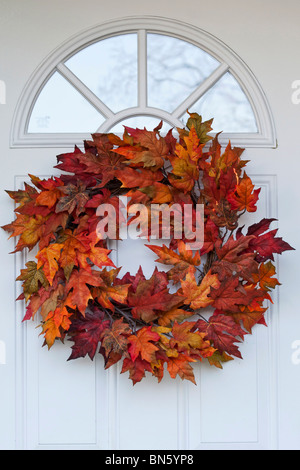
[0,3,299,451]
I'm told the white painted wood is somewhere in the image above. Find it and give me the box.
[56,63,114,118]
[172,63,229,119]
[138,29,148,109]
[1,3,299,451]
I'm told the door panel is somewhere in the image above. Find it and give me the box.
[14,173,279,450]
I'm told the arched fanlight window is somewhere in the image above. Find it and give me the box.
[11,17,276,148]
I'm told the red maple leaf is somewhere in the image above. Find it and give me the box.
[128,326,160,363]
[196,312,246,358]
[237,218,295,262]
[68,309,110,360]
[211,235,259,282]
[227,172,261,212]
[209,276,264,312]
[127,268,183,322]
[121,356,153,385]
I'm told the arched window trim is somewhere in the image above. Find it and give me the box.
[10,16,276,149]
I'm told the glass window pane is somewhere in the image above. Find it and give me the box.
[65,34,138,113]
[28,72,105,133]
[147,33,220,113]
[109,116,173,134]
[181,72,258,133]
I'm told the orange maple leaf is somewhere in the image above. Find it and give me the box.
[3,214,48,253]
[167,355,197,384]
[66,268,104,315]
[168,144,199,193]
[115,167,164,189]
[170,321,208,352]
[35,183,63,209]
[92,268,130,311]
[128,326,160,363]
[251,260,281,291]
[114,126,170,170]
[57,229,90,276]
[227,172,261,212]
[180,267,220,310]
[36,243,64,285]
[146,241,200,284]
[157,307,194,327]
[42,305,73,349]
[230,305,268,333]
[139,182,174,204]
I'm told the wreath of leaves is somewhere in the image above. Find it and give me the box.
[2,113,294,385]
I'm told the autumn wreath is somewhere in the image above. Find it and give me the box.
[3,113,294,385]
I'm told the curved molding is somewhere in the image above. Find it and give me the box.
[10,16,277,149]
[97,107,184,133]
